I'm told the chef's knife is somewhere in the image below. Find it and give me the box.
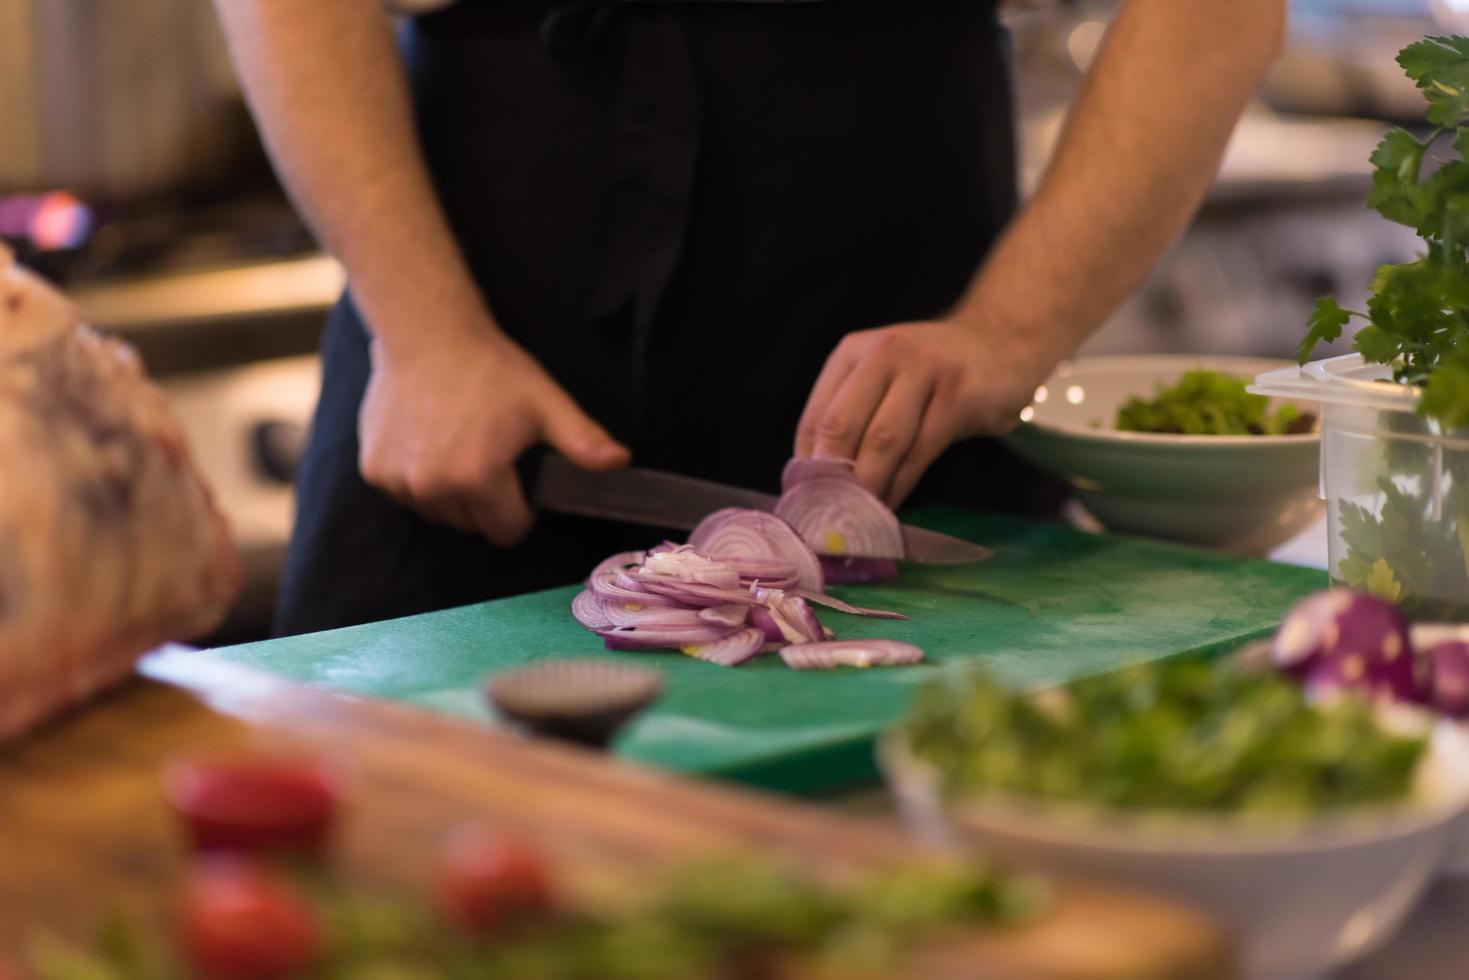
[530,452,992,565]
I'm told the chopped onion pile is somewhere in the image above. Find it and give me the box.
[571,457,921,671]
[574,548,916,670]
[1268,588,1463,715]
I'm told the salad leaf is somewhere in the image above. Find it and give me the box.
[1113,369,1304,436]
[905,658,1426,815]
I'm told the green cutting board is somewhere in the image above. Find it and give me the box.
[207,509,1325,794]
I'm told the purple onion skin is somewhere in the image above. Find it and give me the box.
[819,556,899,585]
[749,606,784,644]
[1279,590,1417,704]
[1427,641,1469,717]
[784,596,824,644]
[1275,589,1412,672]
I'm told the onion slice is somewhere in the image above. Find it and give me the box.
[774,477,904,560]
[794,589,907,621]
[711,556,799,582]
[589,550,646,583]
[698,604,750,629]
[601,623,737,650]
[599,602,709,629]
[779,639,923,670]
[571,590,613,632]
[642,551,741,589]
[589,571,680,607]
[751,587,823,644]
[682,627,766,668]
[634,574,762,608]
[689,508,824,592]
[781,456,859,492]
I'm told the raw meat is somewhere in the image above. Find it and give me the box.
[0,244,239,738]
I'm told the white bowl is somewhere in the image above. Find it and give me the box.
[1004,355,1321,555]
[1406,623,1469,876]
[880,727,1469,980]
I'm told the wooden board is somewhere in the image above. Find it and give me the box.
[209,508,1325,793]
[0,648,1235,979]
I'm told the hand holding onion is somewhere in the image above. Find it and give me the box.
[359,325,629,545]
[795,319,1045,507]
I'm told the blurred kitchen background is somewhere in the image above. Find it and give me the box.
[0,0,1457,640]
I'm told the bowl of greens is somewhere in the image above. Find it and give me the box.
[1005,355,1320,554]
[879,657,1469,980]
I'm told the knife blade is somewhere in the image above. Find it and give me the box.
[531,453,991,565]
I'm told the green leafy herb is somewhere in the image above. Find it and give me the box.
[31,858,1041,980]
[1113,369,1306,436]
[905,658,1426,815]
[1297,35,1469,427]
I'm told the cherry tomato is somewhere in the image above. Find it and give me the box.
[435,822,555,935]
[161,754,342,856]
[179,856,321,980]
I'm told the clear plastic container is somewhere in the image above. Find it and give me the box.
[1254,356,1469,621]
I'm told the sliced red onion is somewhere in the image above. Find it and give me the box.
[819,556,899,585]
[775,477,904,560]
[642,551,740,589]
[682,627,766,667]
[794,589,908,621]
[751,587,824,645]
[589,571,680,608]
[601,623,737,650]
[648,541,694,556]
[634,573,761,608]
[689,508,824,592]
[750,606,784,644]
[1427,641,1469,717]
[571,590,613,632]
[779,639,923,670]
[589,550,646,583]
[712,556,799,582]
[781,456,858,492]
[775,595,823,644]
[740,575,800,591]
[599,602,709,629]
[698,604,749,629]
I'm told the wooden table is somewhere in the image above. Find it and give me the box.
[0,649,1232,979]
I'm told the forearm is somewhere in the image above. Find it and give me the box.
[956,0,1285,380]
[212,0,494,354]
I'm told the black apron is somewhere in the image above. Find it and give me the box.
[274,0,1063,637]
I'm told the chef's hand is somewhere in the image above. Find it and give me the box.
[795,320,1042,508]
[358,328,629,545]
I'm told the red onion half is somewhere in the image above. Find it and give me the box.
[779,639,923,670]
[690,508,824,592]
[781,455,859,492]
[775,477,904,560]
